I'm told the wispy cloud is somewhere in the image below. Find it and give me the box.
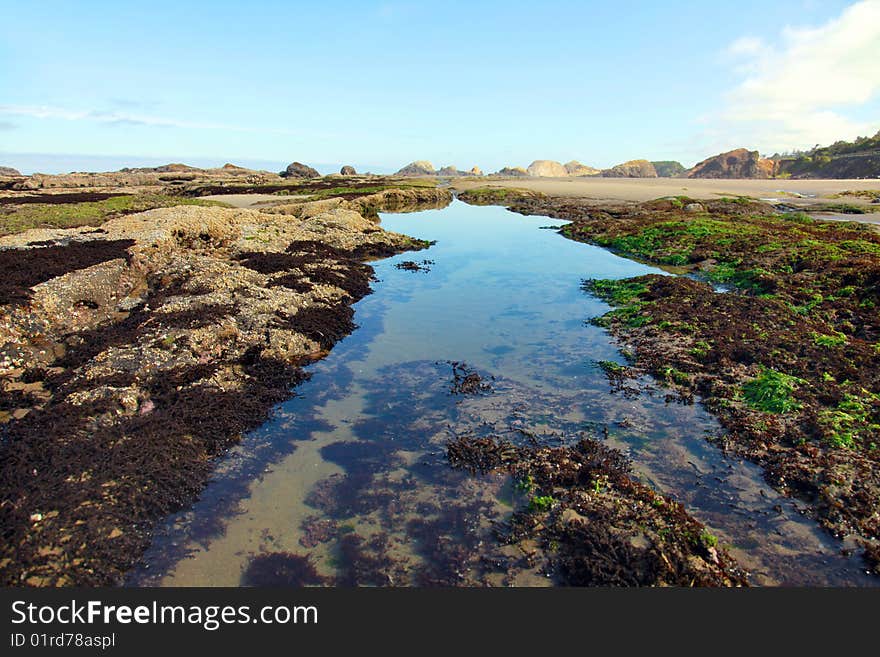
[0,120,16,131]
[108,98,162,111]
[711,0,880,153]
[725,36,765,58]
[0,104,303,136]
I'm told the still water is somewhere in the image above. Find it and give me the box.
[130,200,873,586]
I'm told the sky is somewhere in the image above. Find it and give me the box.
[1,0,878,174]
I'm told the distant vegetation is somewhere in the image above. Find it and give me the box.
[772,131,880,160]
[772,130,880,178]
[651,161,686,177]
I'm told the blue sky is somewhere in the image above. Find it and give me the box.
[1,0,878,173]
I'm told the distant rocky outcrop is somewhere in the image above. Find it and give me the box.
[154,163,198,173]
[495,167,529,177]
[564,160,600,177]
[340,165,357,175]
[0,166,21,177]
[526,160,568,177]
[395,161,436,176]
[9,165,280,191]
[435,165,482,177]
[348,187,453,214]
[686,149,776,179]
[281,162,320,179]
[651,161,686,178]
[437,166,466,177]
[602,160,658,178]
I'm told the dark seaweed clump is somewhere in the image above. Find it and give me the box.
[336,533,401,587]
[237,240,376,302]
[447,436,517,474]
[241,552,327,587]
[448,361,493,395]
[395,259,434,273]
[0,192,128,206]
[0,239,134,306]
[448,436,747,587]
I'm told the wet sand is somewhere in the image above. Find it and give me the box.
[449,177,880,208]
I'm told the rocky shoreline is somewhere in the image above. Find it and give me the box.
[473,193,880,573]
[0,187,447,585]
[0,179,755,587]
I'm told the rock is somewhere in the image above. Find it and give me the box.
[154,163,197,173]
[3,166,281,190]
[0,166,21,177]
[281,162,320,179]
[157,173,197,182]
[560,508,587,524]
[602,159,658,178]
[395,160,436,176]
[564,160,600,177]
[340,165,357,175]
[495,167,529,177]
[437,166,467,177]
[651,161,686,177]
[526,160,568,177]
[457,187,544,205]
[346,187,453,214]
[686,148,777,179]
[684,203,705,213]
[469,166,483,176]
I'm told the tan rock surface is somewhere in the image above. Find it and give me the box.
[526,160,568,177]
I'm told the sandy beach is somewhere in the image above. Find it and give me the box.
[449,176,880,206]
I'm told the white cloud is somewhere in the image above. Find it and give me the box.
[715,0,880,153]
[0,104,302,136]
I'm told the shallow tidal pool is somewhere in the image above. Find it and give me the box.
[129,200,874,587]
